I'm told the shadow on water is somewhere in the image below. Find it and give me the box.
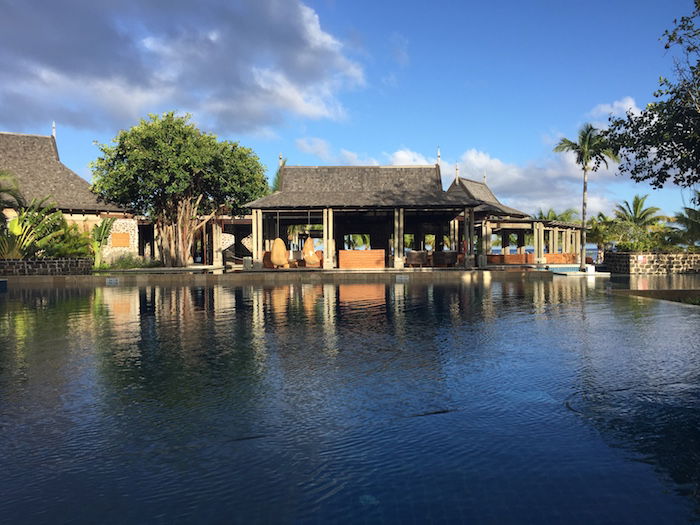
[0,275,699,523]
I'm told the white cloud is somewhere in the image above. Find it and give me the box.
[294,138,619,216]
[339,149,380,166]
[0,0,364,134]
[296,137,334,161]
[589,96,641,118]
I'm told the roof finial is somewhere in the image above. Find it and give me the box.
[278,153,283,168]
[51,121,56,139]
[437,146,441,166]
[455,165,460,180]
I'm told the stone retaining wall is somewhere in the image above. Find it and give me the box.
[604,252,700,274]
[0,258,93,276]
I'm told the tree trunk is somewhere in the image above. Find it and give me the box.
[580,167,588,271]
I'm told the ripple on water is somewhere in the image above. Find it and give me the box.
[0,279,699,523]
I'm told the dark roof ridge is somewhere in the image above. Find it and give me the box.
[283,164,437,169]
[0,131,52,138]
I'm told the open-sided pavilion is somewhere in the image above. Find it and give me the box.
[245,165,583,269]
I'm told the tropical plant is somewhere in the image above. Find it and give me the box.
[42,221,93,258]
[534,208,579,223]
[90,218,116,267]
[91,112,268,267]
[0,199,64,259]
[672,190,700,249]
[271,158,286,192]
[613,194,665,226]
[554,124,619,270]
[587,213,618,260]
[0,171,25,230]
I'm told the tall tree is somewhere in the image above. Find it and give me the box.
[554,124,619,270]
[607,2,700,189]
[91,113,268,267]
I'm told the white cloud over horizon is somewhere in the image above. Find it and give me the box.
[0,1,363,134]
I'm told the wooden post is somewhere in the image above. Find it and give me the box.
[552,228,559,254]
[468,209,475,256]
[517,231,525,254]
[212,219,223,267]
[251,209,259,263]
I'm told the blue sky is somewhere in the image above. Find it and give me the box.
[1,0,697,216]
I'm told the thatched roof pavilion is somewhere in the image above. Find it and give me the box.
[245,164,583,269]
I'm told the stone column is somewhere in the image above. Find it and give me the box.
[547,229,554,255]
[552,228,559,254]
[574,229,581,259]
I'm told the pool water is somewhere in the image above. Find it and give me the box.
[1,276,699,523]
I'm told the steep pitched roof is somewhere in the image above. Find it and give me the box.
[447,177,529,218]
[247,165,479,209]
[0,132,124,213]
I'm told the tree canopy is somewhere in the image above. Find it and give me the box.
[91,112,268,266]
[607,2,700,189]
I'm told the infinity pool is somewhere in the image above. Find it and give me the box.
[1,275,699,523]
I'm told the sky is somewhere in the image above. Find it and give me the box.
[1,0,697,217]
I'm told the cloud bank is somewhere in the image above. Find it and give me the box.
[0,1,363,134]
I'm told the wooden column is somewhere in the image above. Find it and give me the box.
[212,219,223,267]
[393,208,404,268]
[323,208,335,269]
[251,209,258,262]
[552,228,559,254]
[467,208,474,255]
[516,231,525,254]
[574,229,581,259]
[501,231,510,256]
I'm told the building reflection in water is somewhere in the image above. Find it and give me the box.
[2,275,698,516]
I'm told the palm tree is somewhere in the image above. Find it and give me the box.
[534,208,579,223]
[587,212,617,262]
[614,194,664,227]
[554,124,619,270]
[673,190,700,248]
[0,171,25,229]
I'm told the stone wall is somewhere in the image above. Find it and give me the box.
[0,258,92,276]
[604,252,700,274]
[102,218,139,263]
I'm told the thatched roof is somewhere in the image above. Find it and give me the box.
[247,165,480,209]
[447,177,529,218]
[0,132,123,213]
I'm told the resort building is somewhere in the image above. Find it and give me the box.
[0,130,146,262]
[245,164,583,269]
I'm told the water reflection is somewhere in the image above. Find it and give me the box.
[0,276,699,523]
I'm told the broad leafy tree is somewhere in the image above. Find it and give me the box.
[607,2,700,189]
[91,113,268,267]
[554,124,618,270]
